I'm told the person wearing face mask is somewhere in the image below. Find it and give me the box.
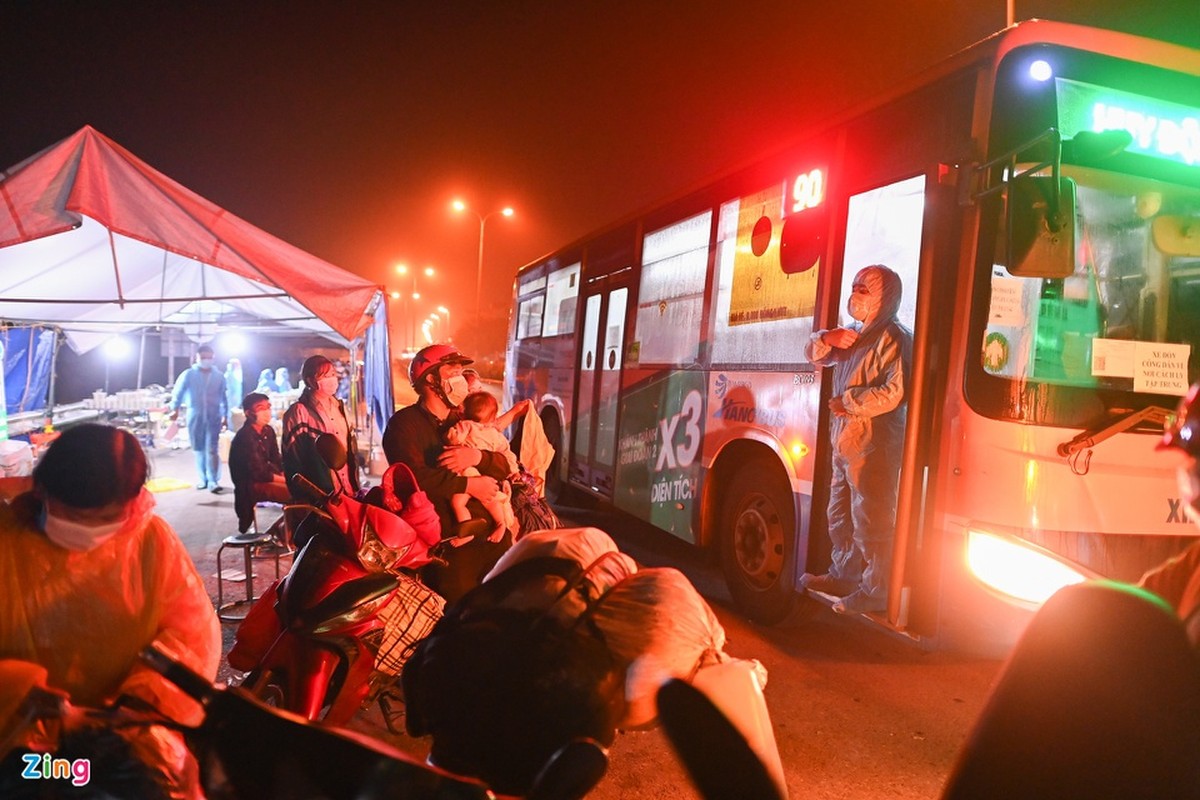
[0,423,220,798]
[800,264,913,614]
[228,392,291,535]
[382,344,513,600]
[169,343,228,493]
[281,355,360,497]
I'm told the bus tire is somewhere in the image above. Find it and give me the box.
[719,458,796,625]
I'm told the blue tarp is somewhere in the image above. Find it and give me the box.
[364,299,394,436]
[2,326,56,415]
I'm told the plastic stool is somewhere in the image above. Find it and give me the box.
[253,501,289,547]
[216,531,281,623]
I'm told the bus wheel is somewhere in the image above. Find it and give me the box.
[719,460,796,624]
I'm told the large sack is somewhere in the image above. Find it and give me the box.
[591,567,733,729]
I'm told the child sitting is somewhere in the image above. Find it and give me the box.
[445,393,531,543]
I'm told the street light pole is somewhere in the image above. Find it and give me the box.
[395,263,435,353]
[452,201,514,329]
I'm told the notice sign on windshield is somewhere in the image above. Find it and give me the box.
[1134,342,1191,394]
[1093,338,1190,394]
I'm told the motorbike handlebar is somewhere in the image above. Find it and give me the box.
[140,644,216,708]
[289,473,335,506]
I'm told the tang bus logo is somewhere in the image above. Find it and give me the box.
[711,375,787,429]
[713,373,751,401]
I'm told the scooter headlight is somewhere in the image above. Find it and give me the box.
[311,591,394,634]
[357,518,410,573]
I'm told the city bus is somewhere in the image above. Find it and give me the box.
[503,20,1200,656]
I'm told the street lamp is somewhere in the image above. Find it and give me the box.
[452,200,514,322]
[427,311,445,342]
[437,305,451,341]
[395,263,436,352]
[102,336,131,394]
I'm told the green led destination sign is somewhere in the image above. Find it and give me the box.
[1056,77,1199,167]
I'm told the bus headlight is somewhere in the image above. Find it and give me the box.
[966,529,1087,605]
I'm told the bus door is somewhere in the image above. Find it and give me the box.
[570,269,633,498]
[834,174,929,623]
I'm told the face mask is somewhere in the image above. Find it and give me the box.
[317,376,339,396]
[43,513,125,552]
[198,358,214,370]
[848,294,871,322]
[255,409,273,426]
[40,488,156,552]
[441,375,469,407]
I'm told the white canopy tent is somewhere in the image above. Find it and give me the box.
[0,125,383,353]
[0,126,394,427]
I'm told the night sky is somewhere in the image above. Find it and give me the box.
[3,1,1199,354]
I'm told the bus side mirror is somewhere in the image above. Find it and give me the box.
[1151,216,1200,257]
[1005,176,1076,279]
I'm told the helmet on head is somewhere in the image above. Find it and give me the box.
[1159,382,1200,457]
[409,344,473,388]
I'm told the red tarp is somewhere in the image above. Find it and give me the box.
[0,125,381,352]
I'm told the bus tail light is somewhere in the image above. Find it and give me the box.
[965,529,1087,605]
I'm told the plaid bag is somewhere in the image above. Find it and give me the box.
[510,469,562,537]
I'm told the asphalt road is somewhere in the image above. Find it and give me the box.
[149,444,1001,800]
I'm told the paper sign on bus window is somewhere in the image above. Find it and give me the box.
[988,276,1026,327]
[1133,342,1190,395]
[1091,337,1136,377]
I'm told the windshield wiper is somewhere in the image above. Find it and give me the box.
[1057,406,1174,474]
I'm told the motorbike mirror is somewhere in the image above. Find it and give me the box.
[528,738,609,800]
[315,433,347,470]
[656,678,783,800]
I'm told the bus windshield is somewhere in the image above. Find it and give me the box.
[971,164,1200,428]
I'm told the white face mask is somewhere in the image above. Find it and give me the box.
[43,513,125,552]
[847,294,871,322]
[317,376,339,396]
[41,488,155,552]
[441,375,469,408]
[254,408,273,426]
[198,358,214,370]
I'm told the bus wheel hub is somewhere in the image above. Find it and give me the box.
[733,494,783,588]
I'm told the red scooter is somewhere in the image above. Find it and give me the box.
[229,438,445,727]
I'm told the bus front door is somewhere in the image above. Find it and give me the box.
[569,280,630,498]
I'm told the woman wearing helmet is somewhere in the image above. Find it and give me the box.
[1138,381,1200,647]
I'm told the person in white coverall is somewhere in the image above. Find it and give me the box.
[801,264,912,614]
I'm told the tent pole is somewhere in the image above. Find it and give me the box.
[137,328,147,390]
[44,329,60,432]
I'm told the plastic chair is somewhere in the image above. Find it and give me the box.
[216,530,281,623]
